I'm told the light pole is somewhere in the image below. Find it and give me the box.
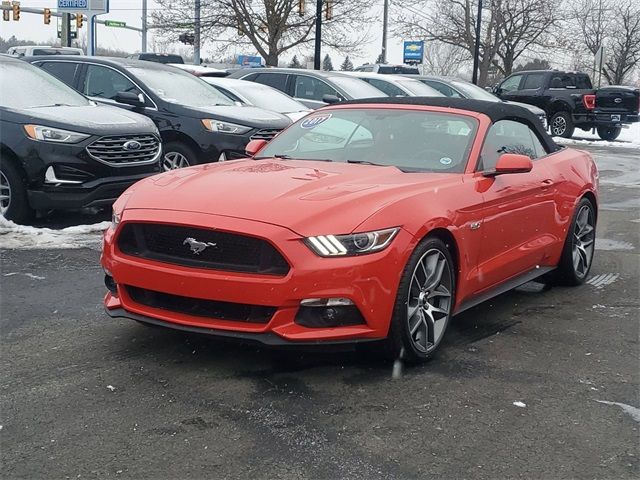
[471,0,482,85]
[314,0,322,70]
[381,0,389,63]
[142,0,147,52]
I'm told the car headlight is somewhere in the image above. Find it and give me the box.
[305,228,399,257]
[201,119,252,135]
[24,125,90,143]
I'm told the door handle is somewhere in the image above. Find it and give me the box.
[541,179,554,185]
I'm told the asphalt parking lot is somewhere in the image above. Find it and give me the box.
[1,142,638,479]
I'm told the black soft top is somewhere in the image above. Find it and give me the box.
[338,96,559,152]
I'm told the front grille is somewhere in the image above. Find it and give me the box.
[250,129,282,141]
[118,223,290,276]
[87,134,160,166]
[126,285,276,323]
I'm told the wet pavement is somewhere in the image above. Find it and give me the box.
[1,143,638,479]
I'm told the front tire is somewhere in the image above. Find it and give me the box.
[385,237,456,363]
[162,142,198,171]
[550,111,575,138]
[0,158,33,224]
[555,198,596,285]
[596,126,621,141]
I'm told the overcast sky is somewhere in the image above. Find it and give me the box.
[1,0,407,66]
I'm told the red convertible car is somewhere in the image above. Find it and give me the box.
[101,98,598,362]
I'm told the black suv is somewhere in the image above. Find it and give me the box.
[25,56,292,167]
[0,56,161,223]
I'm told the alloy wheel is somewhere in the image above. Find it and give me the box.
[572,204,595,278]
[551,116,566,136]
[163,152,191,171]
[0,170,11,215]
[406,248,453,353]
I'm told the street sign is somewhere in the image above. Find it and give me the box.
[237,55,262,67]
[403,40,424,64]
[105,19,125,27]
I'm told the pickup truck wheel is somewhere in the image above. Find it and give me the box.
[550,111,575,138]
[596,126,621,141]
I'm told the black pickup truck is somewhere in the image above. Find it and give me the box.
[494,70,639,140]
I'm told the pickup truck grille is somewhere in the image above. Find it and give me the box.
[87,134,161,166]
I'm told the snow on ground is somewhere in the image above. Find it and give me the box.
[554,122,640,148]
[0,217,109,250]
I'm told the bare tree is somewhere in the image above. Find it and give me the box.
[422,41,469,76]
[151,0,373,66]
[394,0,557,85]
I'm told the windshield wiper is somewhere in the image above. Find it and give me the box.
[347,159,383,166]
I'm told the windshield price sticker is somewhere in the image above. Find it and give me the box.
[301,114,332,129]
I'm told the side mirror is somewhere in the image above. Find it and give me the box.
[115,91,145,107]
[485,153,533,176]
[245,139,267,157]
[322,94,341,104]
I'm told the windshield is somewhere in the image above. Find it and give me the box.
[451,80,499,102]
[0,60,89,109]
[234,83,307,113]
[257,108,477,173]
[128,67,233,107]
[329,76,388,99]
[397,79,443,96]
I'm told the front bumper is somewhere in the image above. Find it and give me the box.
[28,172,156,210]
[102,209,410,343]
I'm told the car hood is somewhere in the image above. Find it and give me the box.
[178,104,292,129]
[3,103,158,135]
[123,158,459,236]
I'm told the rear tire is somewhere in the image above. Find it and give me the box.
[550,111,575,138]
[555,198,596,286]
[383,237,456,363]
[162,142,198,171]
[596,126,621,141]
[0,157,33,224]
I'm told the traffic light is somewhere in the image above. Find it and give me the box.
[76,13,83,28]
[298,0,305,16]
[3,5,9,22]
[11,1,19,21]
[43,8,51,24]
[325,0,333,20]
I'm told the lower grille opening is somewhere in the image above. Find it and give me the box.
[295,305,366,328]
[125,285,276,324]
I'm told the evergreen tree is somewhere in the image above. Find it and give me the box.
[340,55,354,71]
[289,54,303,68]
[322,53,334,71]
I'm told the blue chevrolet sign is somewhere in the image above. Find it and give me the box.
[58,0,87,8]
[403,41,424,64]
[237,55,263,67]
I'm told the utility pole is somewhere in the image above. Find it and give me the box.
[141,0,147,52]
[61,12,71,47]
[193,0,200,64]
[381,0,389,64]
[471,0,482,85]
[314,0,322,70]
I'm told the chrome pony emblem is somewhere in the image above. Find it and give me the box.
[183,237,217,255]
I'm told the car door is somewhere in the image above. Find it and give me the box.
[363,78,407,97]
[518,72,547,109]
[249,72,289,95]
[290,74,342,109]
[474,119,557,291]
[496,74,524,102]
[36,60,83,89]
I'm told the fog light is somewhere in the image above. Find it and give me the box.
[104,273,118,296]
[296,299,364,328]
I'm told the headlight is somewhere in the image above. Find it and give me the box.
[24,125,90,143]
[201,119,252,135]
[305,228,399,257]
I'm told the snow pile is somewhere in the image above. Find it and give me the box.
[0,217,109,250]
[554,122,640,148]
